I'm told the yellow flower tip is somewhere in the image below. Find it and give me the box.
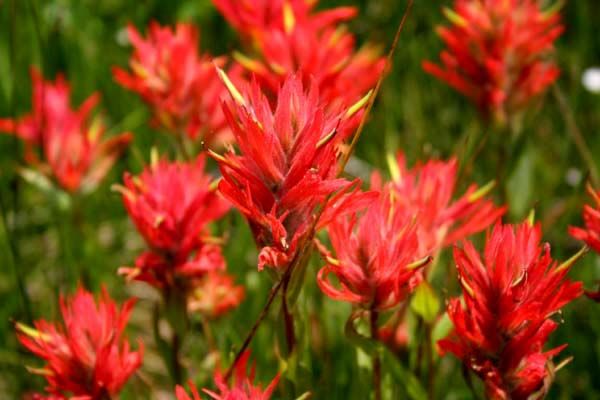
[130,60,149,79]
[208,148,227,163]
[201,235,226,246]
[467,180,496,202]
[209,177,221,192]
[87,117,103,143]
[556,245,589,274]
[442,7,467,27]
[386,152,401,182]
[283,1,296,33]
[526,209,536,226]
[25,366,53,376]
[150,147,160,167]
[268,61,287,76]
[232,51,262,73]
[215,66,246,106]
[16,322,50,342]
[459,275,476,298]
[326,256,341,266]
[316,128,338,149]
[554,356,574,373]
[407,255,433,271]
[345,90,373,119]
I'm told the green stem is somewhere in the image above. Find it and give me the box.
[370,309,381,400]
[552,85,600,187]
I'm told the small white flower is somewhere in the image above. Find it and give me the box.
[582,67,600,93]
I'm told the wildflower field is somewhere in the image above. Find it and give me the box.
[1,0,600,399]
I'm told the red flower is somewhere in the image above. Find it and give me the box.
[317,185,430,311]
[116,156,230,288]
[212,73,374,270]
[16,286,143,399]
[188,271,245,318]
[386,153,505,258]
[113,22,239,145]
[569,183,600,253]
[176,352,280,400]
[0,68,131,193]
[213,0,384,108]
[423,0,563,122]
[439,222,583,399]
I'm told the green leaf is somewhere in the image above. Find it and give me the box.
[507,147,535,218]
[410,281,440,324]
[383,350,428,400]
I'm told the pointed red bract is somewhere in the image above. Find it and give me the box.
[16,287,143,399]
[113,22,239,145]
[176,352,280,400]
[423,0,563,121]
[569,184,600,254]
[0,68,131,192]
[317,185,427,311]
[387,153,505,257]
[213,0,384,108]
[118,156,230,289]
[213,74,374,270]
[439,222,582,399]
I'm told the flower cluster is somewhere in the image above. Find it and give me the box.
[213,0,385,108]
[213,73,372,271]
[0,68,131,193]
[113,22,239,145]
[116,155,244,315]
[386,153,505,258]
[317,185,429,311]
[423,0,563,122]
[16,287,143,399]
[439,222,582,399]
[176,352,280,400]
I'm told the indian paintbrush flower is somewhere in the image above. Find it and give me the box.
[0,68,131,193]
[317,185,431,311]
[386,152,505,258]
[212,72,374,271]
[116,155,230,290]
[212,0,385,109]
[423,0,563,123]
[439,221,583,399]
[569,183,600,301]
[16,286,143,399]
[113,22,240,146]
[175,351,280,400]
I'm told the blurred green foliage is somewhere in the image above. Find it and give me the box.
[0,0,599,398]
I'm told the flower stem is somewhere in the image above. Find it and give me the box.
[281,271,296,355]
[171,332,183,385]
[552,84,599,187]
[370,309,381,400]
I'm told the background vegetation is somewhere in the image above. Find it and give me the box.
[0,0,599,398]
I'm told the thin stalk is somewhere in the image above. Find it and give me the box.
[281,272,296,355]
[339,0,414,173]
[370,309,381,400]
[171,332,183,385]
[552,85,599,187]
